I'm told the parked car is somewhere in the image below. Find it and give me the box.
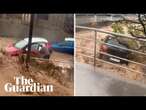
[5,37,52,59]
[99,35,130,65]
[51,37,74,55]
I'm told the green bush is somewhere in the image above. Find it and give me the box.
[111,22,124,34]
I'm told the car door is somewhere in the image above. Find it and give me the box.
[31,42,48,57]
[31,43,43,57]
[23,43,40,57]
[37,43,48,58]
[24,43,46,57]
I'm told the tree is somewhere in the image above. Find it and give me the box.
[111,14,146,52]
[120,14,146,38]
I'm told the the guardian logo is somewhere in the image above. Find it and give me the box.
[4,76,53,93]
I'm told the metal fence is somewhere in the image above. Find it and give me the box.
[76,25,146,75]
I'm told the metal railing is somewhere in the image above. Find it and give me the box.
[76,25,146,75]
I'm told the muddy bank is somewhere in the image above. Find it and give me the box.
[0,52,73,96]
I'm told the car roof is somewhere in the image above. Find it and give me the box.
[24,37,48,43]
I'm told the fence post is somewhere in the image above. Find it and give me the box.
[94,30,97,67]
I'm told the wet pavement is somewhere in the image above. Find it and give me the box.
[75,62,146,96]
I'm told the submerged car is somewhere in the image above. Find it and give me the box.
[99,35,130,65]
[51,37,74,55]
[5,37,52,59]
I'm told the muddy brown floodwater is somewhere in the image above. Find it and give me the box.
[0,37,74,96]
[0,53,74,96]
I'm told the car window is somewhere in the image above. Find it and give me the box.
[31,43,41,51]
[14,40,28,49]
[107,38,119,45]
[106,37,128,49]
[38,43,46,51]
[25,43,45,51]
[38,45,43,51]
[38,42,46,47]
[25,43,39,51]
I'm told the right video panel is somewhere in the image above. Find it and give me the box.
[75,14,146,96]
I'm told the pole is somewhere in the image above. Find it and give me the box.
[94,30,97,67]
[26,14,34,68]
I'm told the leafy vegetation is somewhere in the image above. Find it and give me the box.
[111,22,125,34]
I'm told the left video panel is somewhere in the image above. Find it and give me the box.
[0,14,74,96]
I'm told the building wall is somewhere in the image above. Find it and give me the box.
[0,14,73,42]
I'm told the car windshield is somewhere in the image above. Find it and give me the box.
[14,40,28,49]
[107,38,128,49]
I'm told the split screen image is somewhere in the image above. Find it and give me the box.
[0,14,146,96]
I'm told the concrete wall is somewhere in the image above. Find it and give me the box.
[0,14,73,42]
[76,14,137,26]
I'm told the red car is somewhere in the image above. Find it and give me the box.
[5,37,52,59]
[99,35,130,65]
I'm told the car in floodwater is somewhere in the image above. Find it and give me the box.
[51,37,74,55]
[99,35,130,65]
[5,37,52,59]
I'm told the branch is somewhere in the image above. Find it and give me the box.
[138,14,146,36]
[114,15,146,39]
[130,31,146,39]
[134,28,144,32]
